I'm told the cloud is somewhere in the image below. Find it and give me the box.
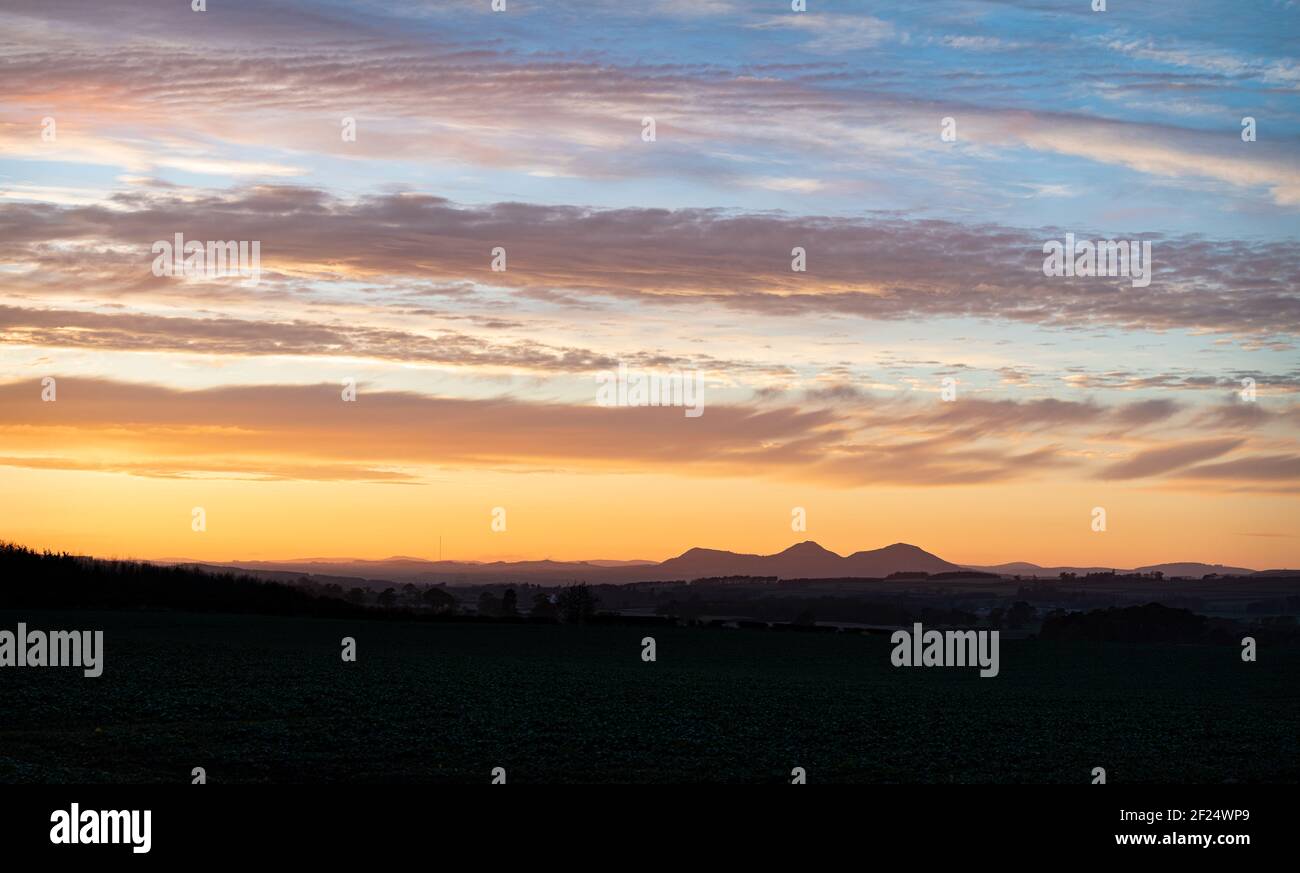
[750,14,900,53]
[3,188,1297,338]
[1182,454,1300,482]
[1111,398,1183,427]
[1106,38,1300,87]
[1101,438,1245,480]
[0,124,304,179]
[2,3,1295,205]
[0,305,623,373]
[0,376,1289,491]
[938,36,1026,52]
[0,0,1294,508]
[0,377,840,481]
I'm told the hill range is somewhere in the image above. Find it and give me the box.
[166,540,1273,586]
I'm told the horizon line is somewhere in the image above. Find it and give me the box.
[16,539,1269,573]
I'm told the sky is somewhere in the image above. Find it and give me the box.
[0,0,1297,568]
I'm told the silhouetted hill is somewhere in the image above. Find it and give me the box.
[969,560,1257,578]
[207,555,624,584]
[844,543,961,576]
[654,540,962,579]
[1135,562,1256,578]
[0,542,451,617]
[967,561,1119,577]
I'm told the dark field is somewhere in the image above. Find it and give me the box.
[2,609,1295,783]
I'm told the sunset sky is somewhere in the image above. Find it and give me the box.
[1,0,1297,569]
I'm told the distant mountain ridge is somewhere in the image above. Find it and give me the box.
[968,560,1259,578]
[173,541,962,584]
[163,541,1264,585]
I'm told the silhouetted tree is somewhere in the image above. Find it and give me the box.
[556,583,599,623]
[501,588,518,616]
[1006,601,1035,629]
[422,585,455,613]
[477,591,501,617]
[529,590,556,619]
[377,587,397,608]
[347,587,367,605]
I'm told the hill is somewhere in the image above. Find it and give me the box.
[650,541,961,579]
[0,542,452,616]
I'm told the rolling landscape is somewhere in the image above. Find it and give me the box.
[2,538,1297,784]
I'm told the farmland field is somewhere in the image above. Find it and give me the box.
[1,609,1295,784]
